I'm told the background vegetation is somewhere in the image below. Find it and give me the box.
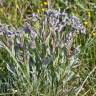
[0,0,96,96]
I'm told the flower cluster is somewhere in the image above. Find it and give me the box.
[42,9,86,50]
[70,16,86,34]
[0,22,37,47]
[44,9,86,33]
[0,9,87,59]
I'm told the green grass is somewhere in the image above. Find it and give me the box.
[0,0,96,96]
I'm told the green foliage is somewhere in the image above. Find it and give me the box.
[0,0,96,96]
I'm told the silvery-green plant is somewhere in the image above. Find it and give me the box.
[0,9,87,95]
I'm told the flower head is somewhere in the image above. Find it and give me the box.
[92,32,96,36]
[84,21,88,25]
[43,1,48,6]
